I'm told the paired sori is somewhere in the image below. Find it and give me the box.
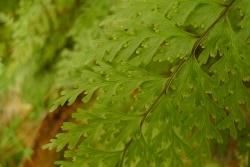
[44,0,250,166]
[0,0,249,166]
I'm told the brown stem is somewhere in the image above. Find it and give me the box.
[22,93,84,167]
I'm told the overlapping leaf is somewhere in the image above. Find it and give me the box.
[47,0,250,166]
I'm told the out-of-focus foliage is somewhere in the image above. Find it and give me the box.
[0,0,250,166]
[0,0,117,166]
[0,118,31,167]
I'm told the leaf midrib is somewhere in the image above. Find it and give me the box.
[117,0,237,165]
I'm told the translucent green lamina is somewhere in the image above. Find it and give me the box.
[44,0,250,166]
[0,0,249,166]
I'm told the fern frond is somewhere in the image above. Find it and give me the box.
[46,0,250,166]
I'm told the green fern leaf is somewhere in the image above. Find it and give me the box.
[47,0,250,166]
